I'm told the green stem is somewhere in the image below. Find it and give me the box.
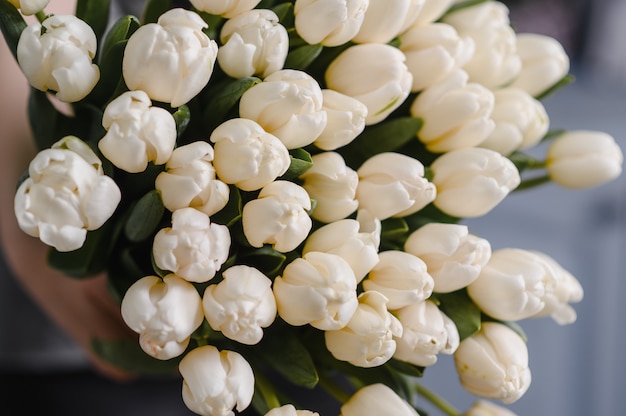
[514,175,551,192]
[317,373,352,404]
[35,11,47,23]
[414,382,461,416]
[255,371,282,410]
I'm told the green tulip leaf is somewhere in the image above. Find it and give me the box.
[285,43,324,70]
[238,246,287,278]
[124,190,166,243]
[91,338,181,376]
[281,148,314,181]
[0,0,27,60]
[436,289,482,341]
[202,76,262,131]
[141,0,171,24]
[173,104,191,139]
[27,89,73,150]
[272,2,294,28]
[387,358,425,378]
[211,185,243,227]
[75,0,111,46]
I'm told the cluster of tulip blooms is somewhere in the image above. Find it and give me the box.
[3,0,623,415]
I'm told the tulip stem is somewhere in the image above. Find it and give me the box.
[414,382,461,416]
[515,175,551,192]
[317,373,353,404]
[35,11,47,23]
[255,371,282,410]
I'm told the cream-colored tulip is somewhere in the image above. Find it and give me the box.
[466,400,519,416]
[189,0,262,18]
[294,0,369,47]
[340,383,420,416]
[314,89,368,151]
[265,404,319,416]
[8,0,49,15]
[352,0,424,44]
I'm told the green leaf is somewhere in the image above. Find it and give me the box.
[141,0,171,24]
[27,89,71,150]
[238,246,287,278]
[272,2,294,27]
[202,77,262,131]
[403,203,459,232]
[281,148,314,181]
[75,0,111,45]
[211,185,242,227]
[124,190,165,243]
[91,338,181,376]
[380,218,410,251]
[285,43,323,70]
[0,0,27,60]
[173,104,191,138]
[436,290,482,341]
[387,358,425,378]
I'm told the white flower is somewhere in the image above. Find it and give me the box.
[412,0,454,26]
[454,322,531,404]
[120,274,204,360]
[404,223,491,293]
[7,0,49,15]
[546,130,623,189]
[299,152,359,223]
[273,251,358,330]
[202,265,276,345]
[98,90,177,173]
[356,152,436,220]
[179,345,255,416]
[326,43,412,126]
[302,210,381,282]
[352,0,423,44]
[209,118,290,191]
[152,208,231,283]
[217,9,289,79]
[410,69,495,152]
[265,404,319,416]
[340,383,419,416]
[430,147,520,218]
[17,14,99,102]
[14,136,121,252]
[314,89,368,151]
[122,8,218,107]
[189,0,262,18]
[239,69,327,149]
[393,300,459,367]
[294,0,369,47]
[155,141,230,216]
[466,400,519,416]
[241,181,312,252]
[362,251,434,310]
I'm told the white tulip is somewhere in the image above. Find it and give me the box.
[299,152,359,223]
[404,223,491,293]
[356,152,436,220]
[189,0,262,18]
[326,43,412,125]
[179,345,255,416]
[273,251,358,330]
[454,322,531,404]
[123,8,218,107]
[7,0,49,15]
[202,265,276,345]
[546,130,623,189]
[17,14,99,102]
[340,383,420,416]
[314,89,368,151]
[302,210,381,282]
[430,147,520,218]
[265,404,319,416]
[14,136,121,252]
[393,300,459,367]
[412,0,454,26]
[241,181,312,252]
[325,291,403,368]
[239,69,327,149]
[410,69,494,152]
[155,141,230,216]
[209,118,291,191]
[352,0,424,44]
[466,400,519,416]
[362,251,434,310]
[218,9,289,79]
[294,0,369,47]
[120,274,204,360]
[152,208,231,283]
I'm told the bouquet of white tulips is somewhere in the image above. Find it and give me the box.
[2,0,623,415]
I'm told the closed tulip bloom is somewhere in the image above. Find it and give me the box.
[412,0,454,26]
[153,208,231,283]
[340,383,419,416]
[217,9,288,79]
[189,0,262,18]
[454,322,531,404]
[98,90,177,173]
[314,89,368,151]
[362,251,434,310]
[8,0,49,15]
[404,223,491,293]
[265,404,319,416]
[123,8,218,107]
[393,300,459,367]
[17,14,99,102]
[209,118,290,192]
[203,265,276,345]
[273,251,358,330]
[546,130,623,189]
[299,152,359,223]
[357,152,436,220]
[352,0,423,44]
[430,147,520,218]
[466,400,519,416]
[239,69,327,149]
[326,43,412,125]
[325,291,402,368]
[294,0,369,47]
[14,136,121,252]
[179,345,255,416]
[155,141,230,216]
[410,69,495,152]
[242,181,312,252]
[121,274,204,360]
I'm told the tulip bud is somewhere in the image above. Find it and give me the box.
[362,251,434,310]
[546,130,623,189]
[121,274,204,360]
[217,9,289,79]
[209,118,291,191]
[326,43,412,126]
[340,383,419,416]
[8,0,49,15]
[410,69,495,152]
[242,181,312,252]
[152,208,231,283]
[404,223,491,293]
[17,14,99,102]
[430,147,520,218]
[466,400,519,416]
[356,152,436,220]
[98,90,177,173]
[454,322,531,404]
[265,404,319,416]
[14,136,121,252]
[123,8,218,107]
[179,345,255,416]
[239,69,327,149]
[314,89,368,151]
[189,0,262,18]
[412,0,454,26]
[299,152,359,223]
[352,0,423,44]
[294,0,369,47]
[274,251,358,330]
